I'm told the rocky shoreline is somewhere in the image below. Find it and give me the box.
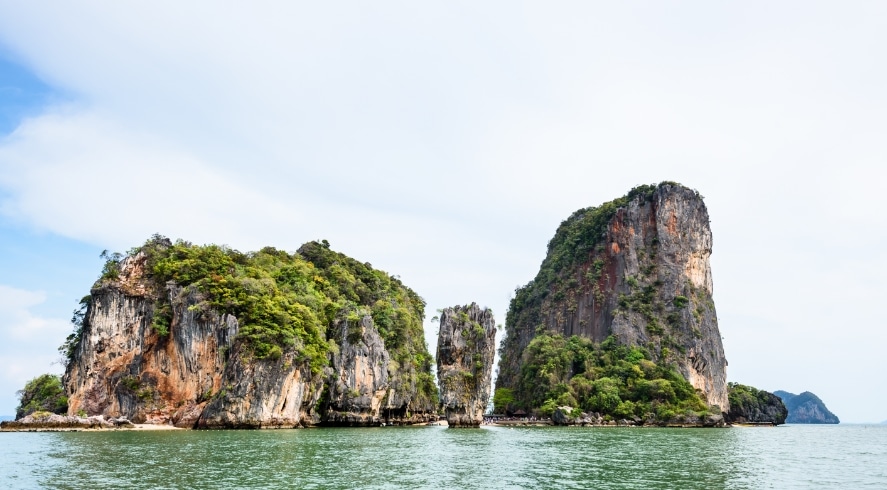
[556,406,726,427]
[3,419,774,431]
[0,420,776,432]
[491,420,761,428]
[2,406,775,432]
[0,413,140,431]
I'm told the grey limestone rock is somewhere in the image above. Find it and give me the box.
[197,339,324,429]
[1,413,116,430]
[552,406,577,426]
[320,313,435,426]
[436,303,496,427]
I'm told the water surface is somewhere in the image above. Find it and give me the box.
[2,424,885,489]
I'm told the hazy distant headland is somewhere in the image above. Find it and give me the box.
[774,390,839,424]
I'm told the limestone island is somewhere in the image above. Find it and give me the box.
[4,182,786,431]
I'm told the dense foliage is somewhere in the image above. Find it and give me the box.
[500,331,711,420]
[16,374,68,420]
[297,241,437,406]
[143,238,336,368]
[727,383,787,425]
[90,236,436,405]
[728,383,771,412]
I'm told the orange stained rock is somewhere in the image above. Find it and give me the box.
[667,211,678,235]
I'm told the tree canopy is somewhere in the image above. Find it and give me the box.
[497,332,711,421]
[16,374,68,420]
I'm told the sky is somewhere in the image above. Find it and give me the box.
[0,1,885,423]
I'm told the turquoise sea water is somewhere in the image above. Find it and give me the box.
[1,424,885,489]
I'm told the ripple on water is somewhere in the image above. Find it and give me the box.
[1,424,885,489]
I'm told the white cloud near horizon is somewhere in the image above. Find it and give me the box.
[0,285,69,414]
[1,1,886,421]
[0,109,307,248]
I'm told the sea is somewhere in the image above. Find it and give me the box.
[1,424,885,489]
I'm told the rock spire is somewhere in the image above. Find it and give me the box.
[436,303,497,427]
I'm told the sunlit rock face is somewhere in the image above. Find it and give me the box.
[64,246,437,428]
[320,314,436,427]
[65,254,239,427]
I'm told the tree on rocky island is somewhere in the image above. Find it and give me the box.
[15,374,68,420]
[510,331,717,424]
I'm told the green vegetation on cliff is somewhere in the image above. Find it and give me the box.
[496,182,725,416]
[89,235,436,404]
[506,184,680,322]
[501,182,698,374]
[15,374,68,420]
[726,383,787,425]
[297,241,437,407]
[495,331,711,421]
[58,295,90,365]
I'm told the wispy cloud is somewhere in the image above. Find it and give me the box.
[0,1,886,421]
[0,285,69,413]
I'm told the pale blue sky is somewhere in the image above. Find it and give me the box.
[1,2,885,422]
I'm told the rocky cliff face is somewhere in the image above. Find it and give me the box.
[774,390,840,424]
[321,313,434,425]
[63,239,437,428]
[196,341,325,429]
[65,254,236,427]
[497,183,729,412]
[435,304,496,427]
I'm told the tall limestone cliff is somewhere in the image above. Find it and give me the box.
[63,237,437,428]
[435,304,497,427]
[497,182,729,414]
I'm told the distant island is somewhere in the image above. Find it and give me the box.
[774,390,839,424]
